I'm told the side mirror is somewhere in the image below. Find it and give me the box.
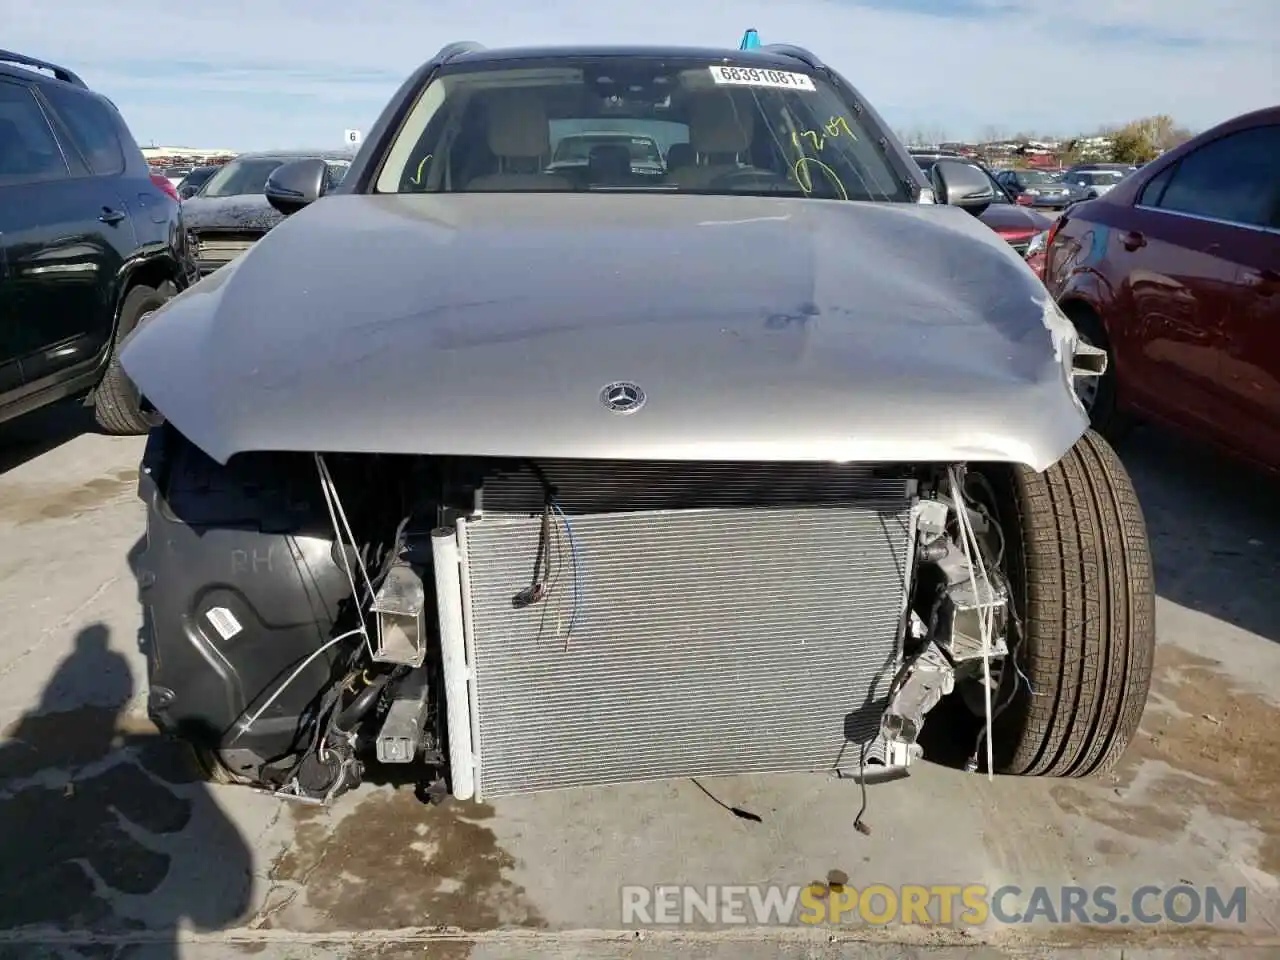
[265,158,329,215]
[930,159,995,215]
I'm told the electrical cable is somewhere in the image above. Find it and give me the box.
[228,627,366,743]
[314,454,377,660]
[317,455,378,604]
[948,465,997,781]
[690,777,762,823]
[552,502,583,648]
[852,740,871,835]
[534,507,566,645]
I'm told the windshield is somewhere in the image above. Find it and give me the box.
[375,56,912,201]
[199,157,287,197]
[1016,170,1057,186]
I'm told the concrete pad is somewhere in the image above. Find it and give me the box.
[0,407,1277,958]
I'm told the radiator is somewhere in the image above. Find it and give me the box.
[449,461,917,798]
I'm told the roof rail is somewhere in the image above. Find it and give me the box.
[758,43,823,70]
[0,49,87,87]
[432,41,484,63]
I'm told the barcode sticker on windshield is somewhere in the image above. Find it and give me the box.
[708,65,816,91]
[206,606,243,641]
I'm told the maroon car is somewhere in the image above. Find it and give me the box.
[1044,105,1280,475]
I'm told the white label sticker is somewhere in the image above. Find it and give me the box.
[708,65,816,91]
[206,606,243,641]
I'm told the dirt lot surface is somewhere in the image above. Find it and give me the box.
[0,406,1277,959]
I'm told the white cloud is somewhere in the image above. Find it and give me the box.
[1,0,1275,149]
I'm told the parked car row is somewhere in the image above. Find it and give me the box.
[992,168,1092,210]
[909,148,1054,276]
[181,148,354,275]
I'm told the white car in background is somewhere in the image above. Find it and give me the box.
[1062,167,1130,198]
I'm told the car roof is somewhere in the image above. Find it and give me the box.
[0,49,88,88]
[445,43,821,72]
[0,51,126,116]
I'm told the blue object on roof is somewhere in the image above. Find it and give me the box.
[739,29,760,50]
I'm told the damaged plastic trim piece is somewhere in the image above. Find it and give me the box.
[1070,340,1109,379]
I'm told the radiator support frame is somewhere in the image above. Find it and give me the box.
[438,462,923,802]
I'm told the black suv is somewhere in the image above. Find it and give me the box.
[0,50,195,435]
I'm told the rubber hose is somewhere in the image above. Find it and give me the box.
[334,672,395,731]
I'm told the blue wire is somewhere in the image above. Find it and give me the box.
[552,502,584,637]
[1014,661,1037,696]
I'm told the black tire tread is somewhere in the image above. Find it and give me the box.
[997,430,1155,778]
[94,282,173,436]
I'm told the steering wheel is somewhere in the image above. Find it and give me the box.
[705,167,791,192]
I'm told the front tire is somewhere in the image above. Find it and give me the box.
[94,281,174,436]
[991,430,1155,778]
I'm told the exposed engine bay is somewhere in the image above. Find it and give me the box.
[137,427,1022,806]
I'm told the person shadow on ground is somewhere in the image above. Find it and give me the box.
[0,623,253,959]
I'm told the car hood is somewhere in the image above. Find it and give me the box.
[181,194,283,234]
[121,192,1090,470]
[978,204,1053,234]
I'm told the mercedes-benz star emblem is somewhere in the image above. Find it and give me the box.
[599,381,646,415]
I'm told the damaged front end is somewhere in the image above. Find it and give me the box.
[135,427,1022,806]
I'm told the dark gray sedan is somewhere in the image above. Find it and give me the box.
[994,168,1090,210]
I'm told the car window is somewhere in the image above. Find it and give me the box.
[375,56,913,202]
[1148,124,1280,228]
[551,130,665,165]
[0,79,69,185]
[39,84,126,176]
[1138,164,1175,207]
[181,166,217,188]
[324,160,350,186]
[199,157,287,197]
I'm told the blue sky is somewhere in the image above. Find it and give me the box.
[2,0,1275,150]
